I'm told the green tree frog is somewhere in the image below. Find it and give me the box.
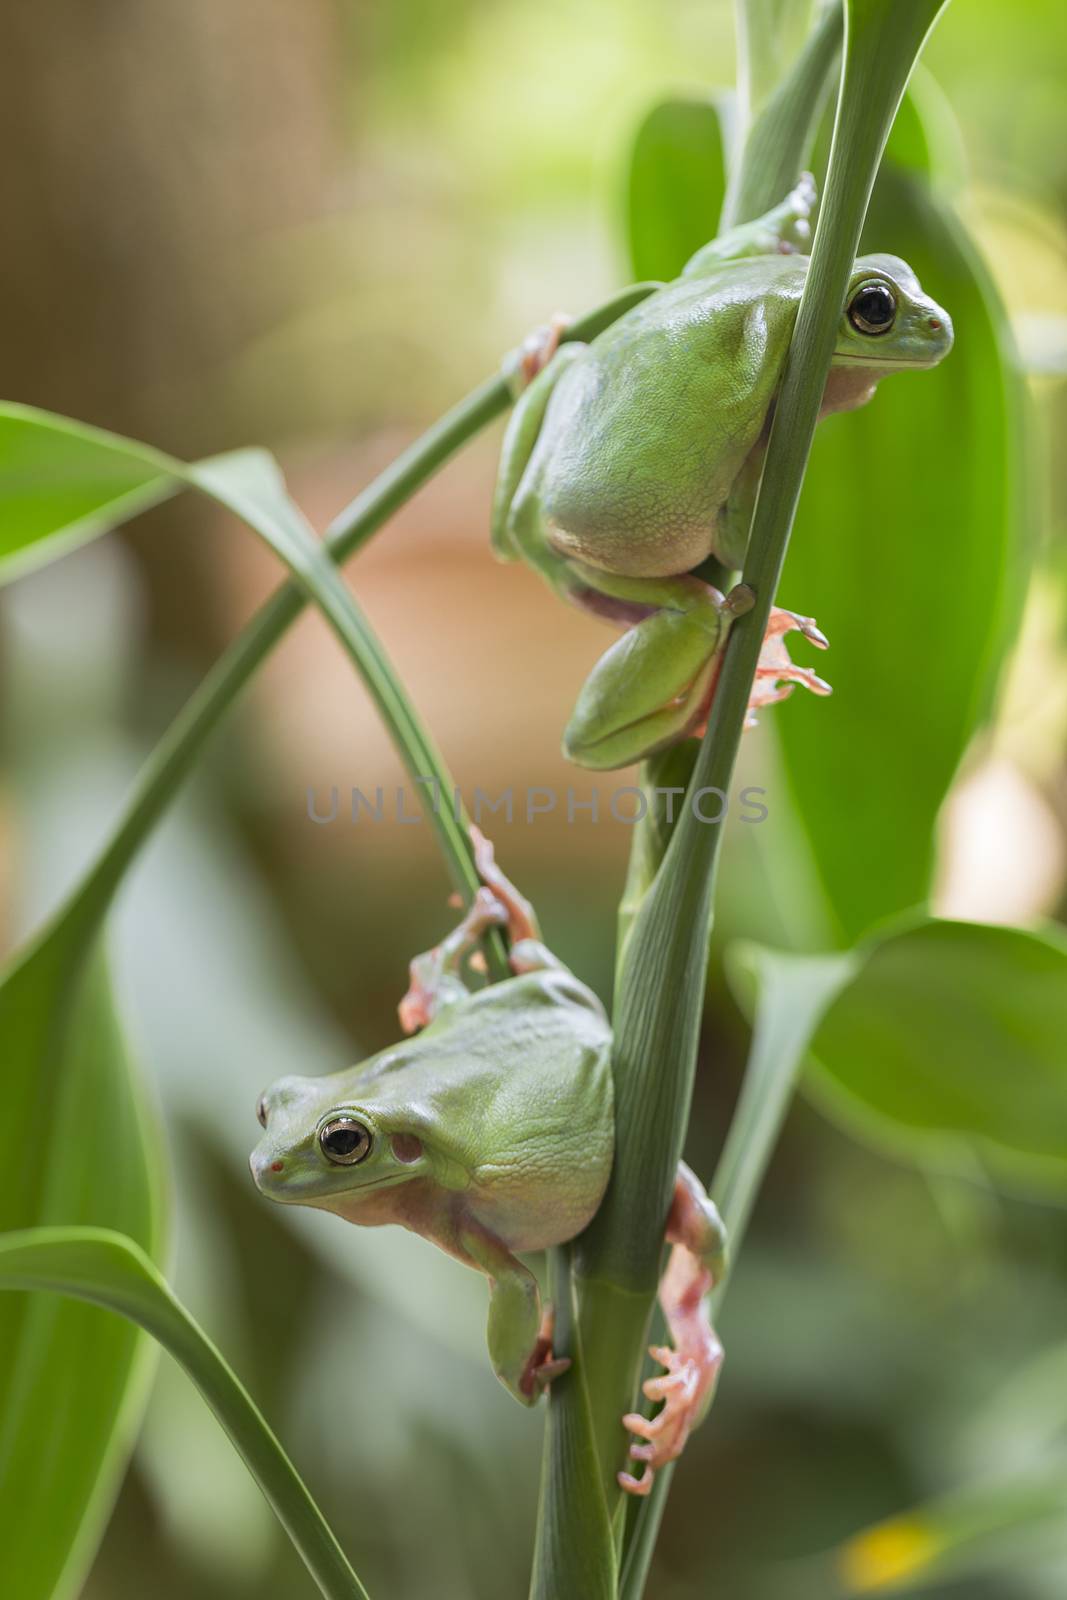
[492,174,953,769]
[251,829,725,1494]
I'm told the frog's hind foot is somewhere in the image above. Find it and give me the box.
[470,826,542,946]
[618,1248,723,1495]
[618,1166,726,1497]
[744,604,831,728]
[398,885,509,1033]
[520,1304,571,1398]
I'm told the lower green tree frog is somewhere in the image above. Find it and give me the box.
[251,829,726,1494]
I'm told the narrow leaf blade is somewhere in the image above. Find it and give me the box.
[0,1228,369,1600]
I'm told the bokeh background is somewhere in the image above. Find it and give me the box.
[2,2,1067,1596]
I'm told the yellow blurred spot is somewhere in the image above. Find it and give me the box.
[838,1519,940,1593]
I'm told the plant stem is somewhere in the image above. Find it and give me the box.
[618,949,855,1600]
[533,1,951,1591]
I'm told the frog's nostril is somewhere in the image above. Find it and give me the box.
[928,318,942,330]
[270,1160,284,1173]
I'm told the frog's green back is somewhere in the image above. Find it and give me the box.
[531,257,806,578]
[351,973,614,1251]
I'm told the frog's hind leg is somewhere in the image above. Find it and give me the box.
[561,569,750,771]
[398,886,509,1034]
[619,1162,727,1497]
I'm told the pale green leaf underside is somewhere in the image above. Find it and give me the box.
[730,917,1067,1199]
[808,916,1067,1197]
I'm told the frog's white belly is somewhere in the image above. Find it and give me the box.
[545,512,715,580]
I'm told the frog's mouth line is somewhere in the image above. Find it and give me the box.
[834,352,942,370]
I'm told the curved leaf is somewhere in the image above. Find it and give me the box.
[625,96,729,282]
[0,1228,369,1600]
[777,161,1026,943]
[0,404,177,583]
[0,935,164,1600]
[0,406,499,946]
[807,917,1067,1197]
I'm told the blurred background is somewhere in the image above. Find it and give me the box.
[2,1,1067,1596]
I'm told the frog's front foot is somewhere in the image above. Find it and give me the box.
[507,312,572,394]
[691,600,831,737]
[745,604,832,726]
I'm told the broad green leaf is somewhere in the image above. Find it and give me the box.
[625,96,729,282]
[777,161,1025,943]
[806,918,1067,1197]
[0,1228,369,1600]
[0,932,164,1600]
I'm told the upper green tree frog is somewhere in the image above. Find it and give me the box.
[251,829,725,1494]
[492,174,953,769]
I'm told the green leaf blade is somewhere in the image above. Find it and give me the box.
[0,937,165,1600]
[625,96,729,282]
[777,144,1025,943]
[0,403,177,583]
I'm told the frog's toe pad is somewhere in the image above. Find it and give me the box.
[617,1339,722,1497]
[518,312,571,387]
[745,605,832,728]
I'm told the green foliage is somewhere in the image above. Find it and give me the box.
[0,406,499,954]
[625,96,729,281]
[0,936,163,1600]
[0,1229,369,1600]
[0,405,176,583]
[779,159,1024,942]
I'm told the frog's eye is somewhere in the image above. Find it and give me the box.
[847,281,896,335]
[319,1115,372,1166]
[256,1093,269,1128]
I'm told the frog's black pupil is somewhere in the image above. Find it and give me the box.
[325,1126,361,1155]
[850,284,895,331]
